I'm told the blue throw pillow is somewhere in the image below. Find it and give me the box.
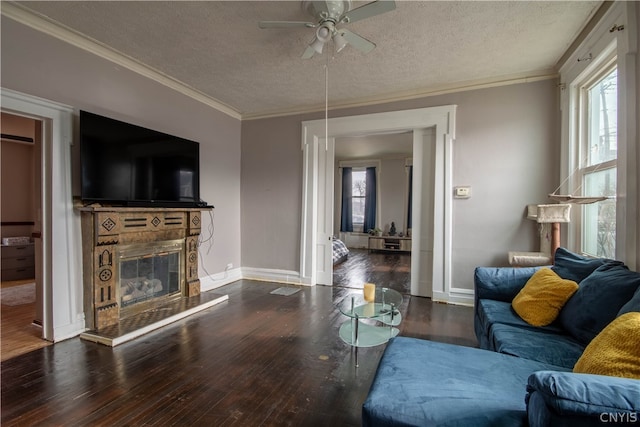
[618,286,640,316]
[559,264,640,344]
[551,247,621,283]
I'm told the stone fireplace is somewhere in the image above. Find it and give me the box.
[79,207,208,331]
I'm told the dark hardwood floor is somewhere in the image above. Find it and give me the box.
[333,248,411,295]
[1,256,476,426]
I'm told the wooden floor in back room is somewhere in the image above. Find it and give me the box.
[1,253,476,426]
[332,248,412,295]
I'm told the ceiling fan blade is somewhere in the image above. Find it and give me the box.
[302,45,317,59]
[340,29,376,54]
[259,21,316,29]
[341,0,396,24]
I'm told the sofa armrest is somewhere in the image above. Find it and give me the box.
[526,370,640,426]
[474,266,540,304]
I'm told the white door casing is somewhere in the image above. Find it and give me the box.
[1,88,85,341]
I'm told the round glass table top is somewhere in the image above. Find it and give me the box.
[338,287,403,319]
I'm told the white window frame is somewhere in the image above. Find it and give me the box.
[350,167,367,232]
[559,1,637,267]
[575,60,618,257]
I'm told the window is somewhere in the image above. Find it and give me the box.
[339,164,378,233]
[578,65,617,258]
[351,169,366,230]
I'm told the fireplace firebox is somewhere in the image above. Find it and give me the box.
[118,239,183,317]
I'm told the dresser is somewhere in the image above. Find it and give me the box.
[1,243,35,281]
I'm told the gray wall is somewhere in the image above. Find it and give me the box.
[240,115,305,270]
[242,79,559,290]
[1,17,242,276]
[379,157,409,235]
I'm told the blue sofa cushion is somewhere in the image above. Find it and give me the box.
[559,264,640,345]
[477,300,565,335]
[526,371,640,427]
[490,323,585,369]
[474,266,541,303]
[362,337,569,427]
[618,286,640,316]
[551,247,620,283]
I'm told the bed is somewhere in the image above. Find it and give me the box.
[332,238,349,265]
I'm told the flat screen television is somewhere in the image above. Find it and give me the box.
[80,110,205,208]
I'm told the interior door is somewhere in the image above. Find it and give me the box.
[316,137,335,285]
[33,120,44,326]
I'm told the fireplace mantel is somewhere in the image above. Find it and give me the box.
[79,206,211,330]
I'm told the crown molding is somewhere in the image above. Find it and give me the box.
[1,2,242,121]
[242,72,558,120]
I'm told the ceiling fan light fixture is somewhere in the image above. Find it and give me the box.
[316,25,332,43]
[334,31,348,53]
[310,24,332,54]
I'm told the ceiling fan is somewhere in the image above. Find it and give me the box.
[259,0,396,59]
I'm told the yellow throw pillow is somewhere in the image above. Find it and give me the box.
[512,268,579,327]
[574,312,640,379]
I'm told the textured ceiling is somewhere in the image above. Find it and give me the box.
[11,1,602,119]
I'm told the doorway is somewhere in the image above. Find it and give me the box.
[1,88,82,343]
[0,112,48,360]
[300,106,456,301]
[332,132,413,294]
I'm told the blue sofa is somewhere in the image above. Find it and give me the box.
[363,249,640,426]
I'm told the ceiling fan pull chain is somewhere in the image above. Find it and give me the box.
[324,48,329,150]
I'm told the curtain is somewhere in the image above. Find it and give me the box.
[363,167,377,232]
[340,167,353,232]
[407,165,413,229]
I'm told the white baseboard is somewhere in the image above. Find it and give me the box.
[201,267,308,289]
[200,267,243,292]
[52,316,88,342]
[432,288,474,306]
[241,267,310,286]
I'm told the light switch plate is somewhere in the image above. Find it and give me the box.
[454,186,471,198]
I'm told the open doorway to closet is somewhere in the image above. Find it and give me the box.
[0,112,49,361]
[2,89,81,345]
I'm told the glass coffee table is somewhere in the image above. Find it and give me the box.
[338,287,402,367]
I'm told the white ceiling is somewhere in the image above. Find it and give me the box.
[11,1,602,120]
